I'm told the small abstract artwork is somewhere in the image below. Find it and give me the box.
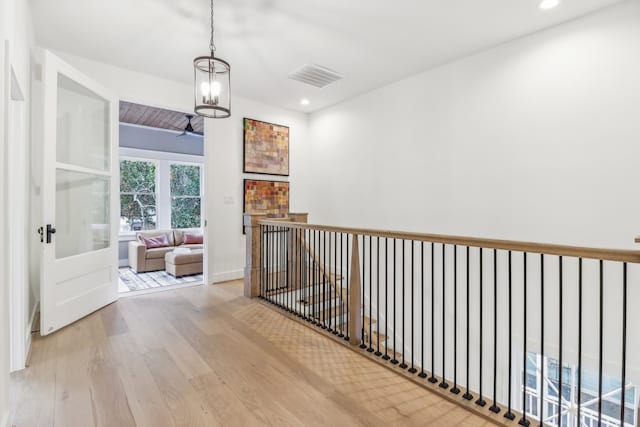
[243,118,289,176]
[243,179,290,217]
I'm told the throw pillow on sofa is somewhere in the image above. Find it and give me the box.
[139,234,170,249]
[183,232,204,245]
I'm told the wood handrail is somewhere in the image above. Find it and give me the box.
[259,220,640,263]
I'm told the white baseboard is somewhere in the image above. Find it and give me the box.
[118,259,129,268]
[25,300,39,359]
[210,269,244,284]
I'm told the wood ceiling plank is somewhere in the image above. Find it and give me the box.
[118,101,204,135]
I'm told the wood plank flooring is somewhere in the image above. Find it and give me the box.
[10,280,496,427]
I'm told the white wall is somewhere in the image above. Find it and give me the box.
[58,52,311,284]
[0,37,9,427]
[205,96,310,283]
[1,2,36,424]
[304,0,640,412]
[120,124,204,156]
[308,1,640,250]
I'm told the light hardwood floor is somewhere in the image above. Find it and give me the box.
[10,280,495,427]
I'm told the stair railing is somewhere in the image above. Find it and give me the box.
[248,216,640,427]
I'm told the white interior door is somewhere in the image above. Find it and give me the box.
[40,51,119,336]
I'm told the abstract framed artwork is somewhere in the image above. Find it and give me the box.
[243,179,290,233]
[243,117,289,176]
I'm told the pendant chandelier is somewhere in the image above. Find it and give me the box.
[193,0,231,118]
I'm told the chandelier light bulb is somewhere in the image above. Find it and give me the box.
[210,80,222,97]
[539,0,560,10]
[200,81,210,96]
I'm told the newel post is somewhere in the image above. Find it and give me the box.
[243,213,268,298]
[349,234,362,346]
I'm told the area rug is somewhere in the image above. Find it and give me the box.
[118,267,203,293]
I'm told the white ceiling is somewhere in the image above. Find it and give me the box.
[30,0,622,112]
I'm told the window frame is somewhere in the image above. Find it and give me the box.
[168,161,204,229]
[521,351,638,427]
[118,148,204,239]
[119,156,160,236]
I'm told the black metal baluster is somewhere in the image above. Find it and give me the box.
[345,233,350,341]
[269,226,272,299]
[265,226,269,298]
[260,225,263,298]
[451,245,460,394]
[327,231,332,332]
[375,237,382,355]
[292,228,295,313]
[308,229,312,319]
[400,240,408,368]
[519,252,530,427]
[273,227,282,307]
[337,233,341,334]
[429,242,437,384]
[368,236,374,352]
[598,260,603,426]
[293,228,296,314]
[419,242,427,378]
[557,256,563,426]
[476,248,486,407]
[287,228,291,312]
[297,228,301,317]
[312,229,316,321]
[315,229,319,320]
[300,228,304,318]
[463,246,473,400]
[539,254,545,427]
[409,241,417,372]
[361,235,367,349]
[279,227,282,299]
[383,238,391,360]
[272,226,275,300]
[620,262,628,426]
[319,229,324,326]
[313,229,318,324]
[440,244,448,388]
[577,258,582,425]
[391,239,399,365]
[324,231,328,330]
[490,249,500,413]
[505,251,516,420]
[339,232,344,337]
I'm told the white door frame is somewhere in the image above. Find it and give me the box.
[6,44,31,371]
[118,98,210,287]
[1,38,11,426]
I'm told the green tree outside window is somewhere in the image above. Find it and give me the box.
[120,160,157,231]
[170,164,201,229]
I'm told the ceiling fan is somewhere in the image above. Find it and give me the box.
[175,114,203,137]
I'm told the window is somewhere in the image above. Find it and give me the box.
[523,352,637,427]
[170,163,202,229]
[120,159,157,232]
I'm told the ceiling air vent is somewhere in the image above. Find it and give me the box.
[288,64,342,89]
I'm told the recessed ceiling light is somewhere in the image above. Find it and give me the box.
[539,0,560,10]
[300,99,310,106]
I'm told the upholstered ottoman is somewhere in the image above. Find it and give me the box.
[165,249,203,277]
